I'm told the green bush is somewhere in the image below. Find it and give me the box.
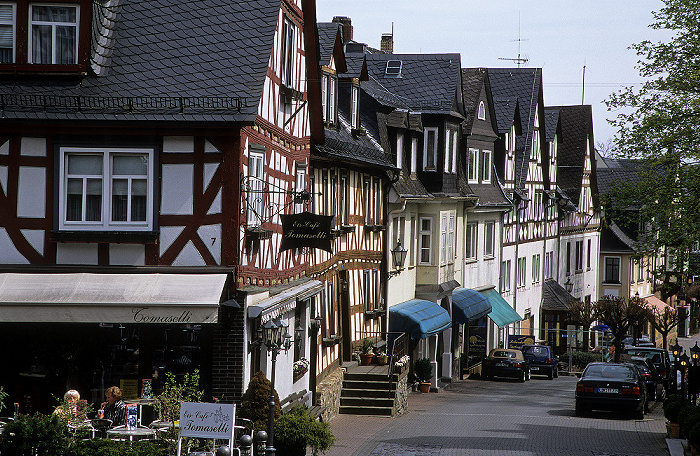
[275,404,335,456]
[0,413,70,456]
[361,338,374,354]
[0,386,7,414]
[664,394,684,423]
[239,371,281,432]
[559,350,602,369]
[414,358,433,382]
[69,439,168,456]
[679,404,700,438]
[689,422,700,449]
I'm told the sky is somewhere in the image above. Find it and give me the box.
[316,0,670,147]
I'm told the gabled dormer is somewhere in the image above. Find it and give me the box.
[317,22,346,129]
[0,0,92,74]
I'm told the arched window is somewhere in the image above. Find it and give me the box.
[477,101,486,120]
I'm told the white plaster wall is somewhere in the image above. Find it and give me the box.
[197,224,221,265]
[172,240,205,266]
[0,140,8,155]
[163,136,194,153]
[20,137,46,156]
[56,243,99,265]
[109,244,145,266]
[204,140,218,153]
[0,165,7,194]
[20,229,44,256]
[203,163,218,192]
[17,167,45,218]
[161,164,193,215]
[207,189,222,215]
[0,229,30,264]
[514,240,545,319]
[159,226,184,257]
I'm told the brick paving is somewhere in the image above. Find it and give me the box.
[326,375,669,456]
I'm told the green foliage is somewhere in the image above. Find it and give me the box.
[679,404,700,438]
[69,439,168,456]
[414,358,433,382]
[0,413,70,456]
[153,368,204,423]
[361,338,374,354]
[0,385,7,414]
[559,350,602,369]
[275,404,336,456]
[663,394,684,423]
[239,371,281,432]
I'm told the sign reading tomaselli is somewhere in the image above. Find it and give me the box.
[280,212,333,253]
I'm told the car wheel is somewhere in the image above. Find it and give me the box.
[547,368,554,380]
[644,400,650,414]
[575,402,586,417]
[553,367,558,378]
[635,407,645,420]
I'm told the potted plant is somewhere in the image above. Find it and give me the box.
[415,357,433,393]
[275,404,336,456]
[664,394,684,438]
[359,338,374,366]
[375,349,388,366]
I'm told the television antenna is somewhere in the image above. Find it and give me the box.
[498,13,529,67]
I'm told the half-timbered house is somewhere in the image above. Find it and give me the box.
[0,0,319,412]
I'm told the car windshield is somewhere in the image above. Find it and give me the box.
[524,346,548,356]
[584,364,636,381]
[493,351,516,358]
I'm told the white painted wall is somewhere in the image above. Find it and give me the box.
[17,167,45,218]
[110,244,145,266]
[161,164,194,215]
[56,243,99,265]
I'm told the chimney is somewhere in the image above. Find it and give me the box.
[380,34,393,54]
[332,16,353,42]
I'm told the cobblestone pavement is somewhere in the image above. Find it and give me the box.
[327,375,668,456]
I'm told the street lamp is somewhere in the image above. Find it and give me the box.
[261,318,293,456]
[672,341,682,359]
[564,276,573,293]
[692,342,700,366]
[681,352,690,403]
[388,239,408,278]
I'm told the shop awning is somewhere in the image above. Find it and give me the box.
[481,288,523,327]
[0,273,228,323]
[452,288,491,325]
[247,279,323,322]
[389,299,451,340]
[645,295,673,315]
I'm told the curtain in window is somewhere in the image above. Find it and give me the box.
[32,25,51,64]
[66,179,83,221]
[112,179,128,221]
[0,5,12,63]
[85,178,102,221]
[131,180,147,221]
[56,26,76,64]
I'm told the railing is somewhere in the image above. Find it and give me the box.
[356,330,409,392]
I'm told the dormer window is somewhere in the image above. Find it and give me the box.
[423,127,437,171]
[477,101,486,120]
[29,4,78,64]
[351,84,360,130]
[0,4,15,63]
[281,16,295,88]
[385,60,402,78]
[321,72,337,125]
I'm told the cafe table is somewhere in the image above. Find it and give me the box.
[106,425,156,442]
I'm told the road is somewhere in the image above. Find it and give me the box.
[327,374,669,456]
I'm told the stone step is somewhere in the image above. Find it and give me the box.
[341,388,394,399]
[340,397,394,408]
[342,379,395,392]
[339,405,394,416]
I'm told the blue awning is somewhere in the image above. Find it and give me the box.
[481,288,523,327]
[452,288,491,325]
[389,299,452,340]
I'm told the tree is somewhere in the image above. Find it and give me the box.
[650,304,678,351]
[593,295,653,361]
[239,371,281,432]
[567,300,597,352]
[605,0,700,293]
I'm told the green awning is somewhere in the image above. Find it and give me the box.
[481,288,522,327]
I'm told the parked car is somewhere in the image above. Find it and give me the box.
[625,355,662,401]
[622,347,673,394]
[622,335,654,347]
[575,362,648,418]
[482,348,530,382]
[521,344,558,379]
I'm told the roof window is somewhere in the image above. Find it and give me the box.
[384,60,402,78]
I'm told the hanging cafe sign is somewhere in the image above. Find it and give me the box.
[280,212,333,253]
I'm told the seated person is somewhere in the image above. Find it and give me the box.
[101,386,126,428]
[53,389,80,422]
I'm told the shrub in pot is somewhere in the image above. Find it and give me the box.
[275,404,336,456]
[240,371,281,432]
[680,404,700,438]
[664,394,683,423]
[415,357,433,392]
[359,338,374,365]
[0,413,70,456]
[689,422,700,454]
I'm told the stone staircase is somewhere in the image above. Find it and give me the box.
[339,366,399,416]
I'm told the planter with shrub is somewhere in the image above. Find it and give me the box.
[664,394,684,437]
[275,404,336,456]
[415,357,433,393]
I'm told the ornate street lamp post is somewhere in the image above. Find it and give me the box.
[681,352,690,403]
[691,342,700,404]
[388,239,408,278]
[671,341,682,394]
[261,318,292,456]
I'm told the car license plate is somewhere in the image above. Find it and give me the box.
[495,362,508,367]
[596,388,618,394]
[531,367,539,371]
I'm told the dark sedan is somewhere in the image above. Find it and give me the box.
[626,356,662,401]
[522,344,558,379]
[482,348,530,382]
[575,362,648,418]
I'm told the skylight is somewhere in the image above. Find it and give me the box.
[385,60,402,78]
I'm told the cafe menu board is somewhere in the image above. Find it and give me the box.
[142,379,153,399]
[126,403,138,430]
[120,379,139,400]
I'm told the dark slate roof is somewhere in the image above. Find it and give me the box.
[342,54,367,80]
[488,68,543,189]
[596,157,644,195]
[544,107,560,143]
[392,173,432,199]
[492,98,518,134]
[317,22,341,67]
[0,0,281,123]
[553,105,594,204]
[460,68,487,134]
[600,221,636,252]
[471,178,511,208]
[541,279,576,312]
[364,53,462,114]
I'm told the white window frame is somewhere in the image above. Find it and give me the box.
[575,240,584,272]
[247,149,265,226]
[419,217,432,265]
[532,254,540,284]
[451,130,458,174]
[340,174,349,225]
[294,164,306,213]
[468,148,479,183]
[373,179,381,225]
[29,3,79,64]
[638,259,644,283]
[351,84,360,129]
[363,269,371,311]
[466,222,477,261]
[484,221,495,258]
[517,256,527,288]
[545,251,553,279]
[447,214,455,264]
[0,3,15,63]
[396,132,404,169]
[373,269,380,310]
[410,136,417,173]
[443,130,451,174]
[477,101,486,120]
[364,178,372,225]
[321,73,329,122]
[604,256,621,284]
[328,75,337,125]
[501,259,511,292]
[482,149,492,182]
[59,147,154,231]
[423,127,438,171]
[281,16,295,88]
